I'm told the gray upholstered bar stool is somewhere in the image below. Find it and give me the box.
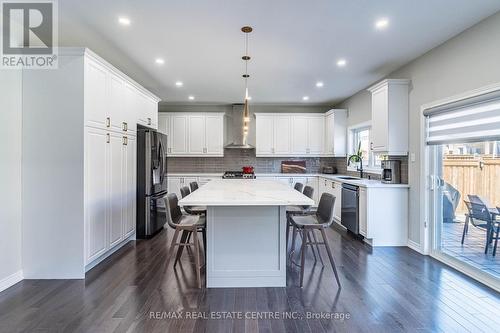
[293,182,304,192]
[190,181,199,192]
[289,192,341,288]
[164,193,206,288]
[180,186,206,215]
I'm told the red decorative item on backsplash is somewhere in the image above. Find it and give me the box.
[242,166,254,174]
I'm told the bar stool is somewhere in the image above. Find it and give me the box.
[293,182,304,192]
[286,185,314,251]
[190,181,199,192]
[289,192,341,288]
[164,193,206,288]
[180,186,206,215]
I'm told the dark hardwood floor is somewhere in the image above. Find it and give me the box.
[1,226,499,333]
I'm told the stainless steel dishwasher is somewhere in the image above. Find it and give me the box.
[341,183,359,234]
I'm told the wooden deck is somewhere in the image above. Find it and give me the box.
[442,221,500,278]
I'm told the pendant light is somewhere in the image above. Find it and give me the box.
[241,26,252,137]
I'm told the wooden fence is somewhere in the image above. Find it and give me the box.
[443,156,500,214]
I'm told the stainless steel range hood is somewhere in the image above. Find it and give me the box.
[224,104,255,149]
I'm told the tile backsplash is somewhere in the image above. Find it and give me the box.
[167,150,408,184]
[167,149,336,174]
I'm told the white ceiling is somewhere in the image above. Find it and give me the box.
[59,0,500,105]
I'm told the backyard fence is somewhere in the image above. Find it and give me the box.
[443,156,500,214]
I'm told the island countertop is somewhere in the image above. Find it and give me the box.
[178,179,314,206]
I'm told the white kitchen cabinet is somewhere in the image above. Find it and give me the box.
[85,128,109,263]
[161,113,225,157]
[188,115,206,154]
[324,109,347,157]
[22,48,158,279]
[84,52,159,133]
[367,79,410,155]
[171,115,188,154]
[256,113,329,157]
[255,115,274,155]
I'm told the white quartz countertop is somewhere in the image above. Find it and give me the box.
[178,179,315,206]
[168,172,409,188]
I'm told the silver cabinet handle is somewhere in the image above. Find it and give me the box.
[123,122,128,131]
[332,182,335,189]
[106,117,110,128]
[147,117,152,125]
[123,136,128,146]
[106,133,110,143]
[370,142,373,150]
[203,148,207,153]
[272,148,275,154]
[168,148,172,153]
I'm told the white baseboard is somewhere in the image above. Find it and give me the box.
[0,270,23,293]
[407,239,424,254]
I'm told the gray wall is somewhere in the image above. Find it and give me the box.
[0,71,23,284]
[338,11,500,247]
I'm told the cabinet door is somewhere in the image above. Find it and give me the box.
[359,188,367,236]
[371,86,389,151]
[324,113,335,155]
[274,115,291,155]
[277,177,293,187]
[205,115,223,155]
[85,60,108,129]
[291,116,308,154]
[123,83,138,132]
[305,177,319,204]
[332,181,342,222]
[171,115,188,154]
[123,135,136,238]
[108,132,124,248]
[188,115,206,154]
[157,113,171,153]
[85,128,108,263]
[307,116,325,154]
[108,73,126,132]
[256,115,274,155]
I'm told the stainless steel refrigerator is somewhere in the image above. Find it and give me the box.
[136,127,168,239]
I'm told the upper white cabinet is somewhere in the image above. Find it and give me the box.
[367,79,410,155]
[324,109,347,157]
[255,111,346,157]
[84,51,160,132]
[158,112,225,157]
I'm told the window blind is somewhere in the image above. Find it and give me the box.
[425,93,500,145]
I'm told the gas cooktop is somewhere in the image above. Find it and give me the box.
[222,171,256,179]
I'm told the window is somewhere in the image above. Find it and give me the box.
[348,122,382,173]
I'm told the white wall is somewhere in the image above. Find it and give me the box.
[339,11,500,247]
[0,71,23,289]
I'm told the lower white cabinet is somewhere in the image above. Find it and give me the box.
[318,177,342,223]
[357,186,408,246]
[85,128,137,265]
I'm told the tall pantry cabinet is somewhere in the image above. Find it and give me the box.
[22,48,160,278]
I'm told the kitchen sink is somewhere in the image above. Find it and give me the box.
[336,176,360,180]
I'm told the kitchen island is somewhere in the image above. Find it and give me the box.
[178,179,314,288]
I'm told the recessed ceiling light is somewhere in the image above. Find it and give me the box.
[118,17,131,26]
[155,58,165,65]
[175,81,183,87]
[302,96,309,101]
[188,95,195,100]
[337,59,347,67]
[375,18,389,30]
[316,81,324,88]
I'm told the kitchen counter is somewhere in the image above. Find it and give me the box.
[178,179,312,288]
[179,179,314,207]
[168,172,409,188]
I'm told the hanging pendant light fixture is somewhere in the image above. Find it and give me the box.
[241,26,252,138]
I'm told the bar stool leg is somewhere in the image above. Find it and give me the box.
[166,228,180,267]
[192,229,202,289]
[300,228,308,288]
[320,228,341,288]
[290,225,298,260]
[307,232,317,263]
[174,230,190,267]
[311,230,324,266]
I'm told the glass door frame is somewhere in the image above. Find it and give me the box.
[426,143,500,291]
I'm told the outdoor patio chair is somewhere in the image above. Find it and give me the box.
[461,200,500,255]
